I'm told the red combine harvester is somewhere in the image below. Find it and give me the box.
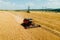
[21,18,41,29]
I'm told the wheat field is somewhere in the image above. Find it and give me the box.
[0,11,60,40]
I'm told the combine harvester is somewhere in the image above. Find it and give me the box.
[21,18,41,29]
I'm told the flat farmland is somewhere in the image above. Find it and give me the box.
[0,11,60,40]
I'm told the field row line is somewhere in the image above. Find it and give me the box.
[41,25,60,37]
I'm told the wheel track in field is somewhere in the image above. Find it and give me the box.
[41,25,60,37]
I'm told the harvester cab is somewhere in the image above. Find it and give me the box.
[21,18,41,29]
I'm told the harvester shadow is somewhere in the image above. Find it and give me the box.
[25,25,41,29]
